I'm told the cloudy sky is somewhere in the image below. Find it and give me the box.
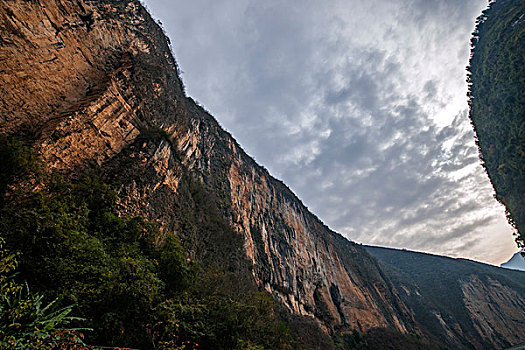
[143,0,518,265]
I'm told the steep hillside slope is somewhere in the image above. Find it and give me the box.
[366,246,525,349]
[467,0,525,248]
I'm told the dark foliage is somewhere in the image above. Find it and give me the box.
[0,238,90,349]
[467,0,525,248]
[0,137,335,349]
[332,328,443,350]
[0,137,40,204]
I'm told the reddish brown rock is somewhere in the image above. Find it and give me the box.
[1,1,524,348]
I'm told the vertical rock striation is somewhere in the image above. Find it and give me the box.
[2,0,524,348]
[172,102,414,332]
[366,245,525,349]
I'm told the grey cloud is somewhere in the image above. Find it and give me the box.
[423,80,438,101]
[143,0,516,265]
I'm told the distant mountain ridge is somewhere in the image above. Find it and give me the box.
[501,251,525,271]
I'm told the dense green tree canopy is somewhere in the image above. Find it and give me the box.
[0,137,297,349]
[467,0,525,249]
[0,137,446,349]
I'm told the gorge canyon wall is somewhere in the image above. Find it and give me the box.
[1,0,524,348]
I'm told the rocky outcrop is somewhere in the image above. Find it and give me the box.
[366,245,525,349]
[462,275,525,348]
[467,0,525,248]
[2,0,524,348]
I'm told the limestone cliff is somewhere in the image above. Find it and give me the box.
[1,0,524,348]
[0,0,413,335]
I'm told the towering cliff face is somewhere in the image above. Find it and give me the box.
[1,0,524,348]
[173,102,415,332]
[0,0,413,335]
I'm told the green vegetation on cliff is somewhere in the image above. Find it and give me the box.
[0,137,311,349]
[0,138,448,350]
[467,0,525,248]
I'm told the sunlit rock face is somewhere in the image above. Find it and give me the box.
[172,103,414,333]
[1,0,524,348]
